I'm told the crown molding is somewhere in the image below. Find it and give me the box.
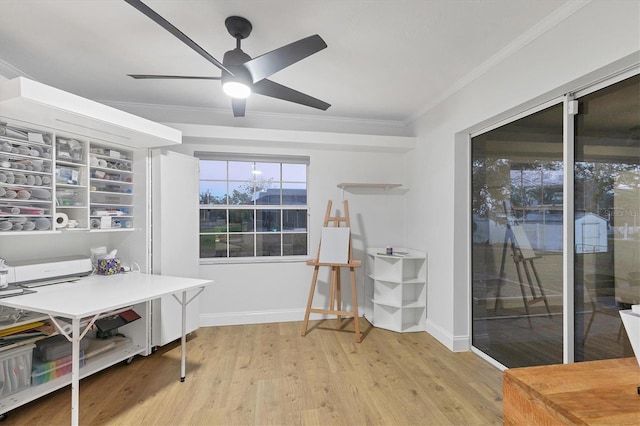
[101,99,413,136]
[406,0,592,124]
[0,58,34,80]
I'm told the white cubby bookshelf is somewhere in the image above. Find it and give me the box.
[365,248,427,332]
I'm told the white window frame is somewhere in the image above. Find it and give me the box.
[196,152,310,264]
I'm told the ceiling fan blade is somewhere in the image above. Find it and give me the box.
[253,79,330,111]
[128,74,221,80]
[243,35,327,83]
[124,0,233,76]
[232,98,246,117]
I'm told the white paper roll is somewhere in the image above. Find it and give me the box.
[97,159,108,168]
[54,212,68,229]
[90,218,101,229]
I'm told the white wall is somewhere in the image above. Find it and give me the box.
[169,132,411,325]
[405,0,640,351]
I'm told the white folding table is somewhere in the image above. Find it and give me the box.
[0,273,213,426]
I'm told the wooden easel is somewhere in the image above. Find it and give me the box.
[301,200,362,342]
[494,201,551,326]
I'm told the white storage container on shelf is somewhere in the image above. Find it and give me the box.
[0,344,34,397]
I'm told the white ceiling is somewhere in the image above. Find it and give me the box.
[0,0,574,132]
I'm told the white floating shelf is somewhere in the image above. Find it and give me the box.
[337,183,402,190]
[337,183,404,195]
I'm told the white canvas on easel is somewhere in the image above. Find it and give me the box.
[318,227,351,264]
[511,225,537,260]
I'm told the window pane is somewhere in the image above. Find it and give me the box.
[228,181,254,205]
[574,74,640,362]
[282,182,307,205]
[256,209,281,232]
[283,209,307,231]
[199,209,227,232]
[200,160,226,180]
[229,234,254,257]
[255,162,280,181]
[200,181,227,205]
[471,102,564,368]
[282,163,306,182]
[229,161,253,180]
[255,187,281,205]
[283,233,307,255]
[257,233,281,256]
[229,210,254,232]
[200,234,227,258]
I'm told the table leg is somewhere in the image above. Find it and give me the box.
[180,290,186,382]
[171,287,204,382]
[71,317,80,426]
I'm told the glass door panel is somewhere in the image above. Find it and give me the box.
[574,74,640,362]
[472,103,564,367]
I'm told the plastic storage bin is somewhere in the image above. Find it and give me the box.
[31,352,85,386]
[34,334,90,362]
[0,344,35,397]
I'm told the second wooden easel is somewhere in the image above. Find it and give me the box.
[301,200,362,342]
[494,201,551,327]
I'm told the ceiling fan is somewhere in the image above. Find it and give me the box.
[124,0,330,117]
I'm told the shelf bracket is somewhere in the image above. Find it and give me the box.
[171,286,205,307]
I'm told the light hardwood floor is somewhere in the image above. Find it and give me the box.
[5,319,503,425]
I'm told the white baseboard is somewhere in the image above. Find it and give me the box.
[200,311,468,354]
[200,309,337,327]
[426,319,470,352]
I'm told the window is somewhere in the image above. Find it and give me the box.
[197,154,309,260]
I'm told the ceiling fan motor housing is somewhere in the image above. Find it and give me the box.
[221,48,253,87]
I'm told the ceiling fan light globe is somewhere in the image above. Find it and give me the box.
[223,81,251,99]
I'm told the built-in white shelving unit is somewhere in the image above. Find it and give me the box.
[0,76,182,419]
[365,248,427,332]
[0,76,181,234]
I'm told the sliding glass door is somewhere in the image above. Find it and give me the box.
[471,103,564,367]
[574,74,639,362]
[471,73,639,368]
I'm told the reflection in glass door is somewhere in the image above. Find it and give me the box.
[574,74,640,362]
[472,73,639,368]
[471,103,564,367]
